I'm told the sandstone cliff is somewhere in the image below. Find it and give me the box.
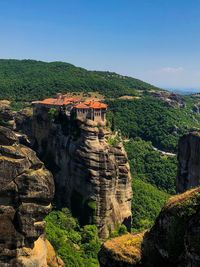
[99,187,200,267]
[0,125,58,266]
[99,232,144,267]
[142,188,200,267]
[177,131,200,193]
[0,100,15,128]
[23,106,133,239]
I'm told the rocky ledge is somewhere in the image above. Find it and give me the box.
[0,126,60,266]
[99,187,200,267]
[99,232,144,267]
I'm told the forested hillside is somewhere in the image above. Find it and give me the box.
[45,209,101,267]
[1,59,199,153]
[125,138,177,194]
[125,138,174,230]
[107,97,200,152]
[0,59,159,100]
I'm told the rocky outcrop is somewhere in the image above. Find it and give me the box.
[149,91,185,108]
[142,188,200,267]
[98,232,144,267]
[192,103,200,114]
[17,236,64,267]
[14,108,33,138]
[0,100,15,128]
[99,188,200,267]
[176,131,200,193]
[29,105,132,238]
[0,126,55,266]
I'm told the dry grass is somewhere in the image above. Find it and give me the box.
[103,232,145,264]
[165,187,200,209]
[21,107,33,117]
[118,95,141,100]
[0,100,11,108]
[191,131,200,137]
[63,91,105,101]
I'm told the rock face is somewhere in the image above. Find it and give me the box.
[98,232,144,267]
[149,91,185,108]
[0,100,15,128]
[14,108,33,138]
[29,105,132,238]
[142,188,200,267]
[0,126,55,266]
[17,236,64,267]
[176,131,200,193]
[99,188,200,267]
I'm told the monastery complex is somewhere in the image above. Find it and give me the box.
[32,93,107,122]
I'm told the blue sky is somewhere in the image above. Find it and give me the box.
[0,0,200,89]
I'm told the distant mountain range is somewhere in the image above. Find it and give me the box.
[167,88,200,95]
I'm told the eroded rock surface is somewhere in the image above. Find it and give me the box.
[0,126,55,266]
[99,188,200,267]
[29,106,132,238]
[0,100,15,128]
[177,131,200,193]
[99,232,144,267]
[17,236,64,267]
[142,188,200,267]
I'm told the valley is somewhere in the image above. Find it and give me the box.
[0,59,200,266]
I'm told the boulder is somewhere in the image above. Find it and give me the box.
[0,126,55,266]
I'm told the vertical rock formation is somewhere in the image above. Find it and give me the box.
[142,188,200,267]
[0,100,15,129]
[177,131,200,193]
[99,188,200,267]
[28,106,132,238]
[0,126,57,266]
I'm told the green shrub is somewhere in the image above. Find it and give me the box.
[45,208,100,267]
[132,179,169,231]
[107,134,121,146]
[48,108,58,120]
[110,224,128,237]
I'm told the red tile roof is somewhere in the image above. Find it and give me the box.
[63,100,71,105]
[33,96,107,109]
[89,102,107,109]
[74,103,89,109]
[33,97,81,106]
[74,101,107,109]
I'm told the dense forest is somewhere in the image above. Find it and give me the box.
[45,208,101,267]
[132,178,169,231]
[125,138,177,194]
[125,138,174,230]
[0,59,159,101]
[107,97,200,152]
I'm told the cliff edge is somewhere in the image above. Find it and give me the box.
[0,125,60,266]
[99,187,200,266]
[177,131,200,193]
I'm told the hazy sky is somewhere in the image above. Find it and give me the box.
[0,0,200,89]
